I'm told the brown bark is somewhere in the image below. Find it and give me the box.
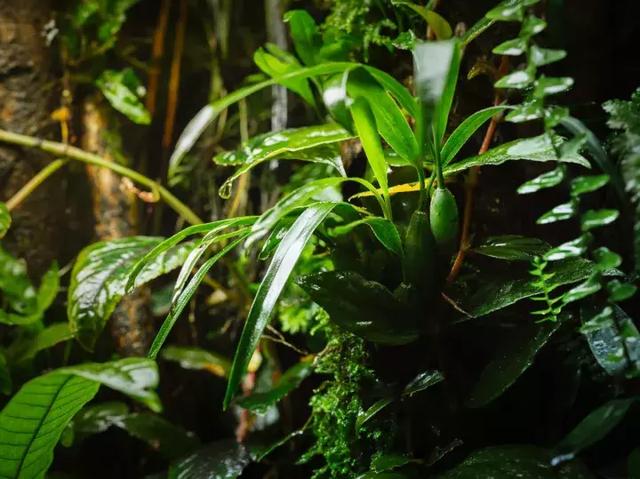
[0,0,63,276]
[82,98,153,357]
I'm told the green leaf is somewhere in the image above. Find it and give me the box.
[214,124,350,199]
[126,217,257,292]
[0,201,10,238]
[168,62,354,182]
[518,167,565,194]
[403,370,444,397]
[445,135,590,176]
[148,235,247,360]
[520,14,547,36]
[254,45,315,105]
[473,235,550,261]
[168,440,252,479]
[492,37,528,56]
[506,101,544,123]
[592,247,622,270]
[237,358,313,412]
[441,105,511,166]
[456,257,613,318]
[537,202,576,225]
[392,2,453,40]
[534,76,574,98]
[60,357,161,412]
[9,323,73,363]
[461,15,495,47]
[224,203,337,409]
[439,445,592,478]
[347,69,419,165]
[0,372,100,479]
[530,45,566,66]
[68,401,129,439]
[0,246,38,318]
[162,346,231,378]
[544,235,590,261]
[495,67,536,89]
[553,398,635,466]
[68,236,193,350]
[297,271,419,345]
[330,217,404,256]
[570,174,610,196]
[96,68,151,125]
[580,209,619,231]
[350,97,390,200]
[467,321,561,407]
[356,397,394,431]
[0,351,11,395]
[607,279,637,302]
[363,67,418,118]
[283,10,321,66]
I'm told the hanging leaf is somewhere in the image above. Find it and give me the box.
[392,2,453,40]
[162,346,231,378]
[214,124,350,199]
[544,235,590,261]
[8,322,73,363]
[237,358,313,412]
[68,236,193,350]
[537,202,576,225]
[0,373,100,479]
[441,105,511,166]
[439,445,592,478]
[467,321,561,407]
[455,257,614,318]
[0,201,10,238]
[96,68,151,125]
[580,209,619,231]
[330,217,404,256]
[473,235,550,261]
[298,271,419,345]
[552,398,635,466]
[254,44,315,105]
[518,167,565,194]
[60,357,161,412]
[224,203,337,409]
[403,370,445,397]
[444,135,590,176]
[168,440,253,479]
[283,10,322,66]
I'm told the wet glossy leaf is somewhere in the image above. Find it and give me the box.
[474,235,550,261]
[0,245,37,317]
[224,203,337,409]
[580,209,619,231]
[553,398,635,466]
[441,105,511,166]
[0,202,10,238]
[495,67,536,89]
[562,274,602,305]
[348,69,419,165]
[467,321,561,408]
[518,167,565,194]
[214,124,350,198]
[162,346,231,378]
[0,373,99,479]
[445,135,590,176]
[582,305,640,376]
[534,76,574,98]
[544,235,591,261]
[439,445,592,478]
[457,257,612,318]
[530,45,567,66]
[592,247,622,270]
[356,397,394,431]
[571,175,609,196]
[607,280,637,302]
[168,62,353,182]
[461,15,495,46]
[120,413,200,459]
[96,69,150,125]
[505,101,544,123]
[492,37,527,56]
[149,236,247,360]
[298,270,419,345]
[68,401,129,440]
[60,358,161,412]
[284,10,321,66]
[520,14,547,36]
[371,453,412,473]
[237,358,313,412]
[168,440,252,479]
[403,370,444,397]
[486,1,525,22]
[68,236,193,350]
[537,202,576,225]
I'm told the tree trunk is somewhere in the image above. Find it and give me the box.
[82,98,153,357]
[0,0,63,276]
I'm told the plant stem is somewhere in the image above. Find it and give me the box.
[0,128,203,225]
[6,159,68,211]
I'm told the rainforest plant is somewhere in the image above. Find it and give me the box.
[0,0,638,477]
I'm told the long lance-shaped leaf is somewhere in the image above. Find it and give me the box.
[126,217,257,293]
[350,98,391,218]
[148,236,248,360]
[224,202,337,409]
[169,62,416,182]
[441,105,512,165]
